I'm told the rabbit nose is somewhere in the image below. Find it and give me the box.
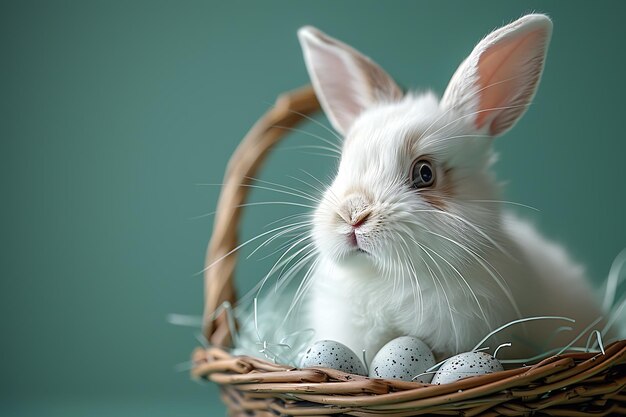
[338,208,372,228]
[350,210,371,228]
[338,194,372,228]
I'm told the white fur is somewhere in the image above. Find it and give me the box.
[256,15,607,363]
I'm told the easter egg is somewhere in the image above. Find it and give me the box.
[369,336,436,383]
[432,351,503,384]
[299,340,367,376]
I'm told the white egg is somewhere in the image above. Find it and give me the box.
[432,351,503,384]
[299,340,367,376]
[369,336,436,383]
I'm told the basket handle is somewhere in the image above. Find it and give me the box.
[203,85,321,345]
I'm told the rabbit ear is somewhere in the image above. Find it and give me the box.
[441,14,553,137]
[298,26,403,136]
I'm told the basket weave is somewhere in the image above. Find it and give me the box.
[194,85,626,416]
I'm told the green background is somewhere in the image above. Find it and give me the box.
[2,1,625,416]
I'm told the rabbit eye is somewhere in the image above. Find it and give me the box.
[411,160,435,189]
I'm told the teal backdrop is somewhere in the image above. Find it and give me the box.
[2,1,625,416]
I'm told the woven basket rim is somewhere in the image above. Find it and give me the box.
[193,341,626,415]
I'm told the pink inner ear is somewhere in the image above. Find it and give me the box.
[475,29,547,135]
[299,27,403,136]
[306,40,368,134]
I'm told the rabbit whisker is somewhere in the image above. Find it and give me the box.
[397,235,425,320]
[272,125,342,152]
[412,239,460,353]
[413,208,514,260]
[247,221,312,260]
[199,221,313,275]
[281,106,343,142]
[282,256,320,326]
[423,228,522,321]
[469,200,540,212]
[243,176,323,203]
[255,234,315,299]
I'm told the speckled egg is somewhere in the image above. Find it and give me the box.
[369,336,436,383]
[432,351,503,384]
[299,340,367,376]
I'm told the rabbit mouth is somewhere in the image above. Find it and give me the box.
[348,229,371,255]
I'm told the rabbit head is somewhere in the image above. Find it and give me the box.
[298,15,552,278]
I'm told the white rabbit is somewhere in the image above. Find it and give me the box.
[292,14,607,361]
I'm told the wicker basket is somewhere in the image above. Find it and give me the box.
[193,85,626,416]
